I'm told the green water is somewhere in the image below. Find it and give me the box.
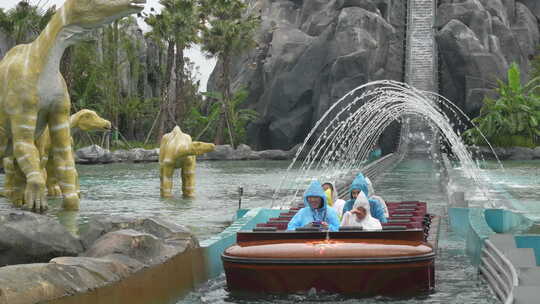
[0,159,538,303]
[0,161,294,239]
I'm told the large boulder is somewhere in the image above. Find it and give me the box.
[80,216,197,250]
[0,263,106,304]
[0,216,198,304]
[436,0,540,119]
[198,144,236,160]
[208,0,405,150]
[0,211,83,266]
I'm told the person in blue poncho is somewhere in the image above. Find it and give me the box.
[287,180,340,232]
[342,173,387,223]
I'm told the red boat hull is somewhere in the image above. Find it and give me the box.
[223,258,435,295]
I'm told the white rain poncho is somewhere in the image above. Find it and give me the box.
[340,191,382,230]
[365,176,389,218]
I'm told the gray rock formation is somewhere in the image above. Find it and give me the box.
[197,144,299,160]
[76,144,113,164]
[0,211,83,266]
[75,145,160,164]
[208,0,406,150]
[0,216,198,304]
[436,0,540,119]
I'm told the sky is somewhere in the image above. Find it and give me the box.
[0,0,216,91]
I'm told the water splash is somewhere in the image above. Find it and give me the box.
[272,80,502,208]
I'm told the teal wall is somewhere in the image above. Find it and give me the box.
[515,235,540,266]
[484,208,531,234]
[449,206,535,266]
[199,208,282,278]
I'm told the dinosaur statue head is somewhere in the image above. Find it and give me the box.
[66,0,146,29]
[70,109,112,131]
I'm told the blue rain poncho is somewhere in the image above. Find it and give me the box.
[287,180,340,232]
[342,173,387,223]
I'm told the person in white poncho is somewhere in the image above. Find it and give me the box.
[340,191,382,230]
[365,176,389,218]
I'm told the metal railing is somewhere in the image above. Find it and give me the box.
[479,239,519,304]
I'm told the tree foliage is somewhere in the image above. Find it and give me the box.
[0,0,54,44]
[463,63,540,147]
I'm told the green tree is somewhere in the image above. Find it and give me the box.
[200,0,259,147]
[0,0,54,44]
[193,88,258,144]
[463,63,540,147]
[145,0,202,140]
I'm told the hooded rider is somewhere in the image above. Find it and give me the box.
[340,191,382,230]
[287,180,340,232]
[322,181,346,219]
[365,176,389,218]
[342,173,387,223]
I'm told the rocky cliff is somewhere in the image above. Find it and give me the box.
[209,0,406,150]
[436,0,540,119]
[211,0,540,150]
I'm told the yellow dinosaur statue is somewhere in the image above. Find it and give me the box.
[3,110,110,203]
[0,0,145,211]
[43,109,112,196]
[160,126,215,198]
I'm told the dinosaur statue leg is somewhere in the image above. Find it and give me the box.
[45,156,62,197]
[181,156,196,198]
[2,157,19,204]
[49,95,79,210]
[10,111,47,211]
[10,159,27,206]
[160,163,175,198]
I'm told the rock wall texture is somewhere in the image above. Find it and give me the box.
[209,0,406,150]
[436,0,540,119]
[210,0,540,150]
[0,214,198,304]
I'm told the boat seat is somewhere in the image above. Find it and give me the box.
[253,227,277,232]
[389,211,426,217]
[383,222,422,229]
[295,227,321,232]
[388,216,424,222]
[389,213,414,218]
[381,225,407,230]
[387,218,413,223]
[270,217,293,221]
[339,226,363,231]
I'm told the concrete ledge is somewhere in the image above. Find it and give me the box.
[513,286,540,304]
[506,248,537,268]
[517,267,540,286]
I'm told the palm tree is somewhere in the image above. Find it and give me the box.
[199,0,259,146]
[145,0,201,140]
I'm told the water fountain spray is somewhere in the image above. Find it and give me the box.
[271,80,503,208]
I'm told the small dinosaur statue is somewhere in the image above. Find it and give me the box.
[0,0,145,211]
[160,126,215,198]
[2,109,111,203]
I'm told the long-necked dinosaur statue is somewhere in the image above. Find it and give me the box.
[2,109,111,204]
[0,0,145,211]
[160,126,215,198]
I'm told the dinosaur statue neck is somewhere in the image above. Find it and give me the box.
[33,3,90,73]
